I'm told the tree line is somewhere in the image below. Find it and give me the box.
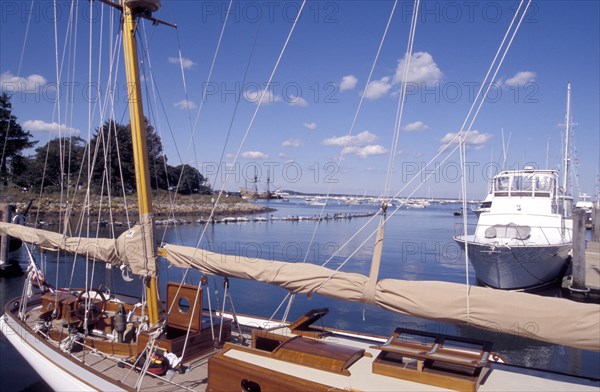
[0,93,211,195]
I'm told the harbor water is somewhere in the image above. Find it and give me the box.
[1,200,598,390]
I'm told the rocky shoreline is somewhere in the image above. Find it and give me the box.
[1,193,275,226]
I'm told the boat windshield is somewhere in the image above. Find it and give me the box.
[494,173,555,197]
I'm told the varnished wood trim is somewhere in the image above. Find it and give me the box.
[3,297,135,391]
[208,347,348,391]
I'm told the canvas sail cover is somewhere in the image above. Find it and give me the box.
[162,243,600,352]
[0,222,156,276]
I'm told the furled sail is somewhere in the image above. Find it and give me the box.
[0,222,156,276]
[163,243,599,352]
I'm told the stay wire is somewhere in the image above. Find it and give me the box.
[188,0,307,267]
[272,0,401,323]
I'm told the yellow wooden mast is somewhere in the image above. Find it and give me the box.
[121,0,161,324]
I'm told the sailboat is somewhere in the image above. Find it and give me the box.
[0,1,599,391]
[454,84,575,290]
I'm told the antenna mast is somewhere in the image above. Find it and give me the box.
[562,82,571,195]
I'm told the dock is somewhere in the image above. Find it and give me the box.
[563,206,600,300]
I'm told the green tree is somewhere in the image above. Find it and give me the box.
[168,164,211,195]
[29,137,86,189]
[90,118,166,195]
[11,154,34,188]
[0,93,37,186]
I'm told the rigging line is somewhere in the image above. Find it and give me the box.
[305,0,400,260]
[50,0,63,297]
[68,0,100,292]
[86,0,95,258]
[30,1,77,229]
[65,3,79,203]
[191,24,262,251]
[57,1,78,203]
[318,136,463,282]
[171,27,200,193]
[304,81,464,282]
[55,2,80,232]
[155,0,235,219]
[384,0,420,199]
[108,29,134,228]
[209,24,261,193]
[179,270,209,360]
[16,0,35,76]
[66,1,81,201]
[277,0,404,322]
[167,0,235,224]
[314,141,461,292]
[137,25,188,250]
[190,0,235,134]
[460,135,470,320]
[378,0,529,216]
[281,109,463,283]
[308,0,400,220]
[0,0,35,182]
[0,0,34,186]
[138,22,185,243]
[466,1,531,137]
[436,0,527,161]
[138,25,172,210]
[459,0,531,320]
[192,0,307,258]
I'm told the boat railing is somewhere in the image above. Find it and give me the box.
[454,223,573,246]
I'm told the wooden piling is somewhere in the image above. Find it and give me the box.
[570,208,587,291]
[0,204,13,268]
[593,205,600,242]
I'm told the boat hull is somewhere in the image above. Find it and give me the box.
[0,310,125,391]
[454,238,571,290]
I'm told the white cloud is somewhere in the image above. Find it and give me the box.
[438,130,492,151]
[278,152,289,159]
[288,95,308,107]
[363,76,391,100]
[504,71,536,87]
[168,56,197,70]
[23,120,79,136]
[360,52,442,100]
[342,145,388,158]
[282,139,304,148]
[241,151,268,160]
[322,130,378,147]
[393,52,442,84]
[174,99,197,110]
[322,130,387,158]
[0,71,47,93]
[403,121,429,132]
[303,122,317,130]
[340,75,358,91]
[244,89,281,105]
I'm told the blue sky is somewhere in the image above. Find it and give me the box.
[1,0,598,199]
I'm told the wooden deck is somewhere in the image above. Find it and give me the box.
[22,305,217,391]
[12,303,600,392]
[70,348,211,391]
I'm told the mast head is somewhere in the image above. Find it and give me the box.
[124,0,161,14]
